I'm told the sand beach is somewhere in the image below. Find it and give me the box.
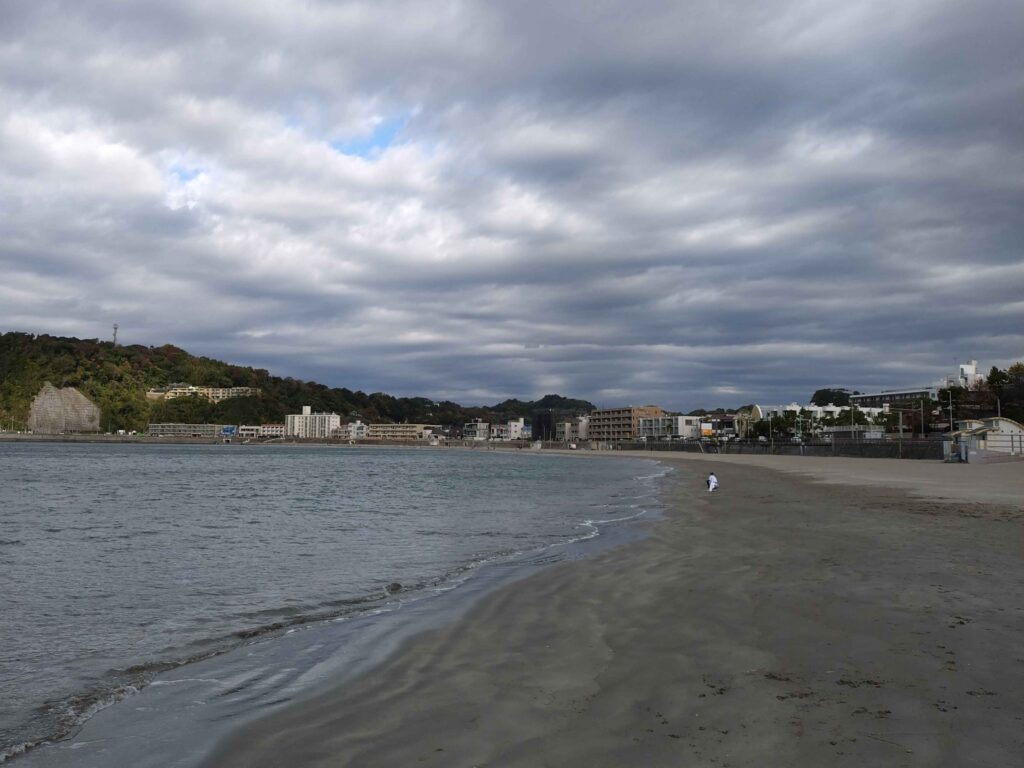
[205,454,1024,767]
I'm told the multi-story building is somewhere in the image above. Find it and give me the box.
[554,416,591,442]
[490,423,510,441]
[285,406,341,438]
[238,423,286,439]
[146,385,260,403]
[851,359,985,408]
[463,419,490,441]
[637,415,702,440]
[335,420,369,440]
[146,423,235,438]
[367,423,437,440]
[507,418,527,440]
[850,389,936,408]
[589,406,665,443]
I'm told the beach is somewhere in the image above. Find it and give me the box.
[205,454,1023,767]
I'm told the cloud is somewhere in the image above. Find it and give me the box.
[1,0,1022,409]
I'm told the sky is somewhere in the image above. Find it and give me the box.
[1,0,1022,410]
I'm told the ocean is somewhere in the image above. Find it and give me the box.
[0,442,667,765]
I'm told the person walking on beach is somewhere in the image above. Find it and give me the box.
[707,472,718,492]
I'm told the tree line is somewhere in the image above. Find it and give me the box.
[0,332,593,433]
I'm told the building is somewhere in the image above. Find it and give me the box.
[335,420,369,440]
[146,385,260,403]
[850,389,937,409]
[463,419,490,441]
[237,424,286,438]
[554,416,591,442]
[507,418,527,440]
[589,406,665,443]
[146,423,236,438]
[637,415,702,440]
[952,417,1024,456]
[851,359,985,408]
[367,423,438,441]
[285,406,341,438]
[940,360,984,390]
[490,423,509,441]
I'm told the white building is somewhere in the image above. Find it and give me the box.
[940,360,985,390]
[285,406,341,438]
[953,417,1024,456]
[463,419,489,441]
[367,423,436,441]
[637,415,702,440]
[334,420,369,440]
[238,423,286,439]
[508,418,527,440]
[147,385,260,403]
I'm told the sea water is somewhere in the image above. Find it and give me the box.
[0,443,666,763]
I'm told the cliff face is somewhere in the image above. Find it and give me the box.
[27,383,101,433]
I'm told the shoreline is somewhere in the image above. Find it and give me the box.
[203,454,1024,767]
[8,452,667,768]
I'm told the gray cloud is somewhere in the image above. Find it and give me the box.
[1,0,1022,410]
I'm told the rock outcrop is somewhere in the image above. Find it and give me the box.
[27,383,101,433]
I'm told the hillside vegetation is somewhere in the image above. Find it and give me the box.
[0,332,594,433]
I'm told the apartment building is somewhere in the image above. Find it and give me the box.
[147,385,259,403]
[367,423,437,440]
[589,406,665,442]
[637,415,701,440]
[335,420,369,440]
[285,406,341,438]
[463,419,490,441]
[146,423,235,438]
[554,415,590,442]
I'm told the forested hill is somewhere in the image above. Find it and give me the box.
[0,332,594,432]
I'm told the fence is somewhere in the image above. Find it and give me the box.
[615,439,944,460]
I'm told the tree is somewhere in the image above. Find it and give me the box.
[810,388,850,407]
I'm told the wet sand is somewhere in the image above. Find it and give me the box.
[205,456,1024,767]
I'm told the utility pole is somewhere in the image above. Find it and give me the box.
[948,390,954,432]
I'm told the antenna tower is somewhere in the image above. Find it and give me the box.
[112,324,119,346]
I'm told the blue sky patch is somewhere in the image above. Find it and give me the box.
[331,117,404,158]
[170,165,202,182]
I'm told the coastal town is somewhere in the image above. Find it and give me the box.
[9,358,1024,463]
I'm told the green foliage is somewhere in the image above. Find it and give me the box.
[810,388,850,406]
[0,332,596,432]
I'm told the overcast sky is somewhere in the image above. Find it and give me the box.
[2,1,1022,409]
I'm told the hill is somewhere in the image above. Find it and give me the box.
[0,332,594,433]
